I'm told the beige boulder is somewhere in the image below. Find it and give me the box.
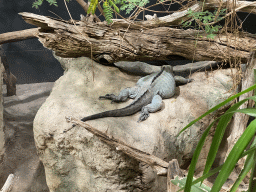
[34,56,235,191]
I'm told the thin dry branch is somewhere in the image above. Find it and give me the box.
[65,117,230,191]
[65,116,169,175]
[75,0,101,22]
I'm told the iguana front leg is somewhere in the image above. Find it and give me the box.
[99,87,139,103]
[174,76,194,86]
[138,95,163,122]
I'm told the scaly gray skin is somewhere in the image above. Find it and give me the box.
[80,65,193,123]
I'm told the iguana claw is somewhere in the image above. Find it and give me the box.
[99,94,115,100]
[138,113,149,122]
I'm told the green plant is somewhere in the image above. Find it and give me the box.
[33,0,150,24]
[174,69,256,191]
[87,0,149,24]
[182,8,226,39]
[32,0,60,9]
[115,0,149,14]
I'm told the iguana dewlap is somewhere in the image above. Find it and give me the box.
[80,65,192,122]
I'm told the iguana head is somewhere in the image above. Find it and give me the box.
[161,65,173,74]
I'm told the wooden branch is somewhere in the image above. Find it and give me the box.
[0,28,38,45]
[65,116,168,176]
[65,117,246,191]
[205,0,256,15]
[75,0,101,22]
[76,0,88,13]
[17,12,256,63]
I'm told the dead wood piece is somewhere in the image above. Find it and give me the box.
[205,0,256,15]
[0,174,14,192]
[0,28,39,45]
[167,159,185,192]
[65,116,169,175]
[18,12,256,63]
[0,56,17,96]
[3,72,17,96]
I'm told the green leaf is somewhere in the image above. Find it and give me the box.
[179,146,256,191]
[230,138,256,192]
[203,98,256,177]
[211,119,256,191]
[173,176,211,191]
[183,121,215,192]
[178,84,256,136]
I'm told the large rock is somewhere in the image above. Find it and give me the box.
[34,56,235,191]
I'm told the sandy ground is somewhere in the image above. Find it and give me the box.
[0,82,54,192]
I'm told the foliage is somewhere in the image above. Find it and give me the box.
[87,0,149,24]
[115,0,149,14]
[174,70,256,191]
[102,1,114,24]
[171,176,211,191]
[33,0,150,24]
[32,0,59,9]
[182,8,226,39]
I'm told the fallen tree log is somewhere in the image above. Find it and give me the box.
[18,11,256,64]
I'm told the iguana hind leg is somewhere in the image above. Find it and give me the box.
[138,95,163,122]
[99,87,139,103]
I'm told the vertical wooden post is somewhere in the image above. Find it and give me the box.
[0,46,17,96]
[167,159,184,192]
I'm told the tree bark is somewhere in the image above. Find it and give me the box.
[18,12,256,64]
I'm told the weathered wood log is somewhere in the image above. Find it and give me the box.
[0,28,38,45]
[18,12,256,64]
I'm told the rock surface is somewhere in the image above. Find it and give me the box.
[34,56,236,192]
[0,82,53,192]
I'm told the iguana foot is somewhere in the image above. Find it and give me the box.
[99,94,122,103]
[99,94,116,100]
[174,76,194,85]
[138,110,150,122]
[137,95,163,122]
[99,88,132,103]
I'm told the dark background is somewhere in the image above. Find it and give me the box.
[0,0,256,84]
